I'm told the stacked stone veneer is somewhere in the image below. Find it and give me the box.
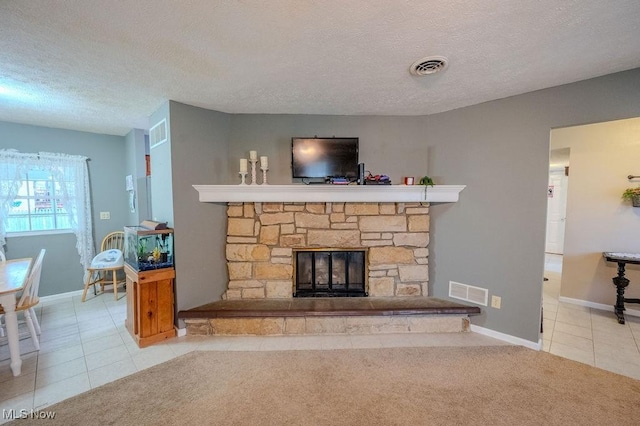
[224,201,430,299]
[187,316,469,336]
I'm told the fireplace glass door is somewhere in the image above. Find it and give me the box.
[295,250,366,297]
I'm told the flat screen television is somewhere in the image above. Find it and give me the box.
[291,137,359,179]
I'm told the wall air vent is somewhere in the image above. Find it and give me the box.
[149,119,167,149]
[449,281,488,306]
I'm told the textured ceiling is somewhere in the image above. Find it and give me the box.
[1,0,639,136]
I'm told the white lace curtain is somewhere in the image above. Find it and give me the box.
[0,149,95,273]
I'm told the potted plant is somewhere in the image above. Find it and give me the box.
[419,176,434,200]
[622,187,640,207]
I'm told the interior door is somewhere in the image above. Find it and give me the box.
[545,169,568,254]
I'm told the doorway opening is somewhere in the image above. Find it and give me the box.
[542,147,570,346]
[546,148,570,256]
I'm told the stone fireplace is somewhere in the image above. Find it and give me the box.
[224,201,429,300]
[181,185,473,336]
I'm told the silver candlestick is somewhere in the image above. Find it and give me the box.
[239,171,248,185]
[261,166,269,185]
[250,159,258,185]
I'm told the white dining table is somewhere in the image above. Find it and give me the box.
[0,257,32,376]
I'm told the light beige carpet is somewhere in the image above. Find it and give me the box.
[15,346,640,425]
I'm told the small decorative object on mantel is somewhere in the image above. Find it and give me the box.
[249,150,258,185]
[419,176,434,200]
[239,158,248,185]
[364,173,391,185]
[260,156,269,185]
[622,187,640,207]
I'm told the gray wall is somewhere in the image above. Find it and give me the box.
[0,121,128,296]
[149,102,173,225]
[7,233,85,297]
[216,69,640,343]
[424,69,640,342]
[124,128,149,225]
[168,101,231,317]
[228,115,429,185]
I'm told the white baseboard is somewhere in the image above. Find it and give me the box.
[558,296,640,318]
[176,327,187,337]
[40,290,84,302]
[470,324,542,351]
[470,294,640,350]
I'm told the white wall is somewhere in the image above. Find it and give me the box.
[551,117,640,304]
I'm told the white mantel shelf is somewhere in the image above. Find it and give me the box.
[193,184,466,203]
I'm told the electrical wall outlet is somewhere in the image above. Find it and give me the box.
[491,295,501,309]
[99,211,110,220]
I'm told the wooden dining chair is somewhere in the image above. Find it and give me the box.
[0,249,46,350]
[101,231,125,251]
[82,231,125,302]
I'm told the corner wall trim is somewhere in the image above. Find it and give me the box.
[470,324,542,351]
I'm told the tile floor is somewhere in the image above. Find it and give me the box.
[543,253,640,379]
[0,291,507,420]
[2,258,640,420]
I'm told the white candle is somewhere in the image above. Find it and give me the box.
[239,158,247,173]
[249,150,258,161]
[260,156,268,169]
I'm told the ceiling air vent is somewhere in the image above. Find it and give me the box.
[410,56,448,76]
[149,119,167,149]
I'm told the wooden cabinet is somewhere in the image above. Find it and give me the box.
[125,264,176,347]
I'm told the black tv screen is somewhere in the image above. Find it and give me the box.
[291,137,359,179]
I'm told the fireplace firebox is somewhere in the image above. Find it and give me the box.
[294,250,367,297]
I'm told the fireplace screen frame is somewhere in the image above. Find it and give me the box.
[293,248,368,297]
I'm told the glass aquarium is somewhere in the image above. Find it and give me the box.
[124,226,174,271]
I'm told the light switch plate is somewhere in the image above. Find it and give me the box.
[491,295,501,309]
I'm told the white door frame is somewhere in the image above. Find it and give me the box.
[545,167,569,254]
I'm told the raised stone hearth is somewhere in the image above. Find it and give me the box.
[179,297,480,336]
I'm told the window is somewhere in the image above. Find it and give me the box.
[0,150,95,274]
[7,168,74,233]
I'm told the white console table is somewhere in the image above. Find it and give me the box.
[192,184,465,203]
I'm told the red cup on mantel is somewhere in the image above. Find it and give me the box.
[404,177,415,185]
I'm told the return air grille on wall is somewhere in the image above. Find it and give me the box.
[149,119,167,149]
[449,281,488,306]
